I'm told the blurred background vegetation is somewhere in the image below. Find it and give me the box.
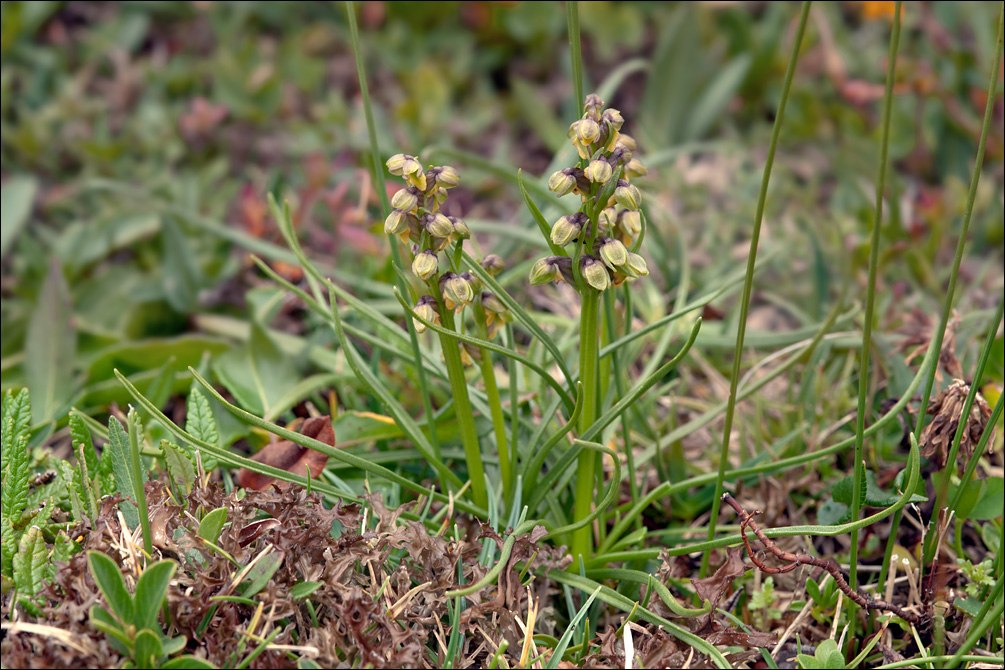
[1,0,1002,441]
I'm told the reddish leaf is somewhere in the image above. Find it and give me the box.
[235,416,334,491]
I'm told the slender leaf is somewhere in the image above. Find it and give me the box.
[13,525,49,598]
[2,388,32,474]
[197,508,228,544]
[88,551,136,625]
[241,550,284,598]
[160,439,197,494]
[133,629,164,669]
[107,416,141,529]
[0,176,37,258]
[1,433,30,576]
[134,560,177,631]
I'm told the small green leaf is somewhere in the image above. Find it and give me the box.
[25,258,76,422]
[185,387,219,469]
[107,416,141,529]
[289,581,322,600]
[161,217,202,314]
[69,412,99,481]
[969,478,1005,520]
[134,560,177,631]
[817,499,848,526]
[2,388,32,474]
[161,656,218,669]
[197,508,228,544]
[133,629,164,669]
[0,176,37,258]
[59,459,87,523]
[297,658,322,669]
[981,521,1001,553]
[831,469,867,509]
[241,550,284,598]
[161,635,187,656]
[88,551,136,626]
[13,526,49,598]
[89,604,132,653]
[52,531,79,563]
[1,433,30,576]
[954,596,983,618]
[160,440,197,495]
[213,321,299,417]
[816,639,845,669]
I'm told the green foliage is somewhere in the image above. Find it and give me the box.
[185,387,219,470]
[797,638,846,670]
[749,576,782,629]
[107,415,143,529]
[2,388,32,577]
[160,439,197,495]
[12,525,49,612]
[958,558,996,598]
[87,551,207,669]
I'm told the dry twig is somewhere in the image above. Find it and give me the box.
[722,494,922,624]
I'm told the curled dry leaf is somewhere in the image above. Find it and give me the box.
[689,545,748,634]
[235,415,334,491]
[919,379,993,475]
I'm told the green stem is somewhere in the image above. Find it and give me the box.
[475,304,511,505]
[701,1,811,577]
[945,573,1004,669]
[571,289,601,560]
[437,306,488,509]
[345,0,442,461]
[851,0,901,592]
[567,1,583,113]
[922,5,1004,565]
[604,289,639,526]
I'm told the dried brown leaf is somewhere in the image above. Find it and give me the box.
[235,416,334,491]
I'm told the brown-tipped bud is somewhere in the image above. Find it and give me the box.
[580,255,611,292]
[625,158,648,179]
[481,254,505,276]
[422,212,454,239]
[449,216,471,240]
[412,295,440,334]
[617,209,642,240]
[625,252,649,278]
[585,159,614,185]
[429,165,460,190]
[440,272,474,310]
[597,236,629,270]
[384,209,411,236]
[459,271,481,293]
[577,118,601,145]
[614,179,642,211]
[609,146,632,166]
[550,214,583,247]
[391,187,419,212]
[529,256,574,286]
[583,94,605,120]
[602,108,624,131]
[548,168,578,196]
[412,249,438,280]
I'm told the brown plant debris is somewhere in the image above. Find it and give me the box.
[917,379,994,475]
[235,415,334,491]
[722,493,923,624]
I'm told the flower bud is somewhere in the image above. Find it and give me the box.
[625,158,648,179]
[599,207,618,232]
[391,188,419,212]
[481,292,508,317]
[529,256,573,286]
[449,216,471,240]
[614,179,642,211]
[615,134,637,152]
[602,108,624,131]
[384,209,410,236]
[412,295,439,334]
[580,255,611,292]
[577,118,601,145]
[625,252,649,277]
[585,159,614,184]
[550,214,583,247]
[412,249,438,280]
[583,94,604,120]
[387,154,426,190]
[441,272,474,310]
[481,254,505,276]
[422,212,454,239]
[429,165,460,190]
[597,236,629,270]
[459,271,481,293]
[548,168,578,196]
[617,209,642,240]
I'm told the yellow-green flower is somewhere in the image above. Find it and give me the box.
[384,209,410,236]
[625,252,649,277]
[450,216,471,240]
[423,212,454,239]
[391,188,419,212]
[412,250,438,280]
[412,295,440,333]
[580,256,611,292]
[548,168,577,197]
[441,272,474,310]
[481,254,505,276]
[576,118,600,145]
[585,159,614,185]
[529,256,573,286]
[550,214,583,247]
[597,236,629,271]
[617,209,642,241]
[386,154,426,190]
[614,179,642,211]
